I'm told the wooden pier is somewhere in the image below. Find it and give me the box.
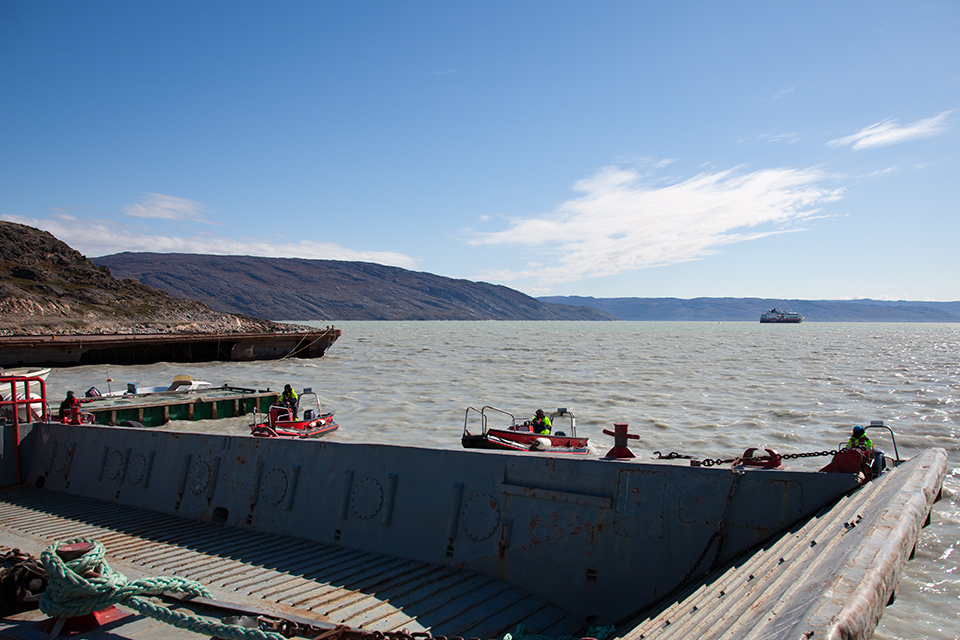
[0,327,340,367]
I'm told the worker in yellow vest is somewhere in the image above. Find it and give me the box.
[846,425,873,453]
[531,409,552,435]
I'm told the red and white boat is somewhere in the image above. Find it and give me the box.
[251,388,339,439]
[1,370,51,424]
[460,406,590,454]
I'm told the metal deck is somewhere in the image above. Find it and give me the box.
[0,485,581,639]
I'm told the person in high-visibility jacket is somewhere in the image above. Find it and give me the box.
[846,424,887,477]
[846,425,873,453]
[280,384,298,419]
[531,409,552,435]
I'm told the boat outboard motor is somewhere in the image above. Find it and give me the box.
[85,387,101,398]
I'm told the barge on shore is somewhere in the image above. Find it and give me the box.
[0,378,947,640]
[0,327,340,368]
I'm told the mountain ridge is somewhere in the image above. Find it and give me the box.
[95,252,960,322]
[6,220,955,326]
[93,252,617,321]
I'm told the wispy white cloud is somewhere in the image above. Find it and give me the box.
[468,165,842,288]
[760,132,801,144]
[768,87,795,101]
[123,193,215,223]
[1,213,420,269]
[613,156,678,170]
[828,110,953,151]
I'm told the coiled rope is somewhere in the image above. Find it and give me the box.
[39,538,286,639]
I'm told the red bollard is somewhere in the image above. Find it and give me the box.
[55,541,96,561]
[602,422,640,459]
[38,542,129,636]
[39,607,127,636]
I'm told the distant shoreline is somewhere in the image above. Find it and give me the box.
[537,296,960,323]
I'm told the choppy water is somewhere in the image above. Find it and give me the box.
[45,321,960,639]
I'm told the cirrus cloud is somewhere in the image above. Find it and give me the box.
[1,212,420,269]
[123,193,215,223]
[468,165,843,288]
[828,111,953,151]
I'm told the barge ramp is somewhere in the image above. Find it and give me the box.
[0,420,947,640]
[0,327,340,368]
[0,451,945,640]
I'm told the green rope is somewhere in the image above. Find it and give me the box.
[39,538,287,640]
[503,623,618,640]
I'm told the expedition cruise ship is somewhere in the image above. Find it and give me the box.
[760,307,804,323]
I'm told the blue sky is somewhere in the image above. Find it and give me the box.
[2,1,958,301]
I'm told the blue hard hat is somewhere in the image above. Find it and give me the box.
[853,425,865,436]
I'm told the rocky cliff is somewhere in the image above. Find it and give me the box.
[0,220,304,336]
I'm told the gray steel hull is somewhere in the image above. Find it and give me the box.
[5,422,865,627]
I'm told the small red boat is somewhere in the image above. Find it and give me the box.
[461,406,590,454]
[251,389,339,439]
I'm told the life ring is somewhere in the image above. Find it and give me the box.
[739,447,783,469]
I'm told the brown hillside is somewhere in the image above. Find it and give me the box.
[0,220,302,336]
[93,253,617,321]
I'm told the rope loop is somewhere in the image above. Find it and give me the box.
[38,538,287,639]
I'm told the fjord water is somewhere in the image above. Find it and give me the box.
[47,321,959,639]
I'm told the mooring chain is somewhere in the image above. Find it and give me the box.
[682,449,840,467]
[691,457,735,468]
[780,450,840,460]
[653,451,694,460]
